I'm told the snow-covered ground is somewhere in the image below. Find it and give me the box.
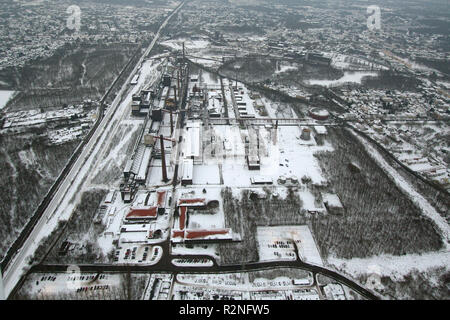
[352,130,450,248]
[161,38,210,52]
[22,272,121,298]
[172,258,214,267]
[94,121,142,180]
[275,64,298,74]
[256,225,323,266]
[0,90,15,109]
[306,71,378,87]
[171,243,220,260]
[329,250,450,281]
[277,126,332,186]
[176,271,313,291]
[192,164,221,185]
[299,190,325,212]
[3,51,166,297]
[174,186,226,232]
[188,211,222,229]
[199,124,331,188]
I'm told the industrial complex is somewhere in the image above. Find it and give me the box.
[2,0,449,303]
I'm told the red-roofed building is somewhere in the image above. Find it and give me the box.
[170,228,232,244]
[172,230,185,238]
[125,207,158,220]
[185,229,230,239]
[177,198,207,207]
[179,206,187,230]
[156,190,167,214]
[171,196,233,244]
[157,191,167,207]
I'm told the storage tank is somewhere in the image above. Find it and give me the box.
[300,128,311,140]
[309,108,330,120]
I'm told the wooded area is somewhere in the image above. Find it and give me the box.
[313,127,443,259]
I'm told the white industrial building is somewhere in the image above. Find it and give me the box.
[183,121,201,163]
[181,159,194,185]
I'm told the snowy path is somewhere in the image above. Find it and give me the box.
[328,250,450,280]
[352,129,450,249]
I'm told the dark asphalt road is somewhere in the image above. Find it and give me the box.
[24,239,379,300]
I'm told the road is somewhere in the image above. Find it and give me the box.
[9,237,379,300]
[25,251,380,300]
[2,0,186,298]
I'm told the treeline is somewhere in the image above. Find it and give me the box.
[219,58,277,83]
[219,187,308,265]
[0,134,80,260]
[377,267,450,300]
[416,57,450,78]
[27,221,67,265]
[44,188,108,264]
[247,267,311,283]
[312,127,443,259]
[3,42,138,112]
[361,129,449,221]
[362,71,422,91]
[252,187,307,226]
[218,188,259,265]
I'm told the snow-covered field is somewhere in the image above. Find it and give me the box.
[329,250,450,281]
[278,126,332,186]
[161,38,210,52]
[192,164,221,185]
[275,64,298,74]
[306,71,378,87]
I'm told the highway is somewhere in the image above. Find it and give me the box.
[2,0,186,298]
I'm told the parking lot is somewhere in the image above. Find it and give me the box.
[171,258,214,267]
[23,272,120,298]
[114,244,163,265]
